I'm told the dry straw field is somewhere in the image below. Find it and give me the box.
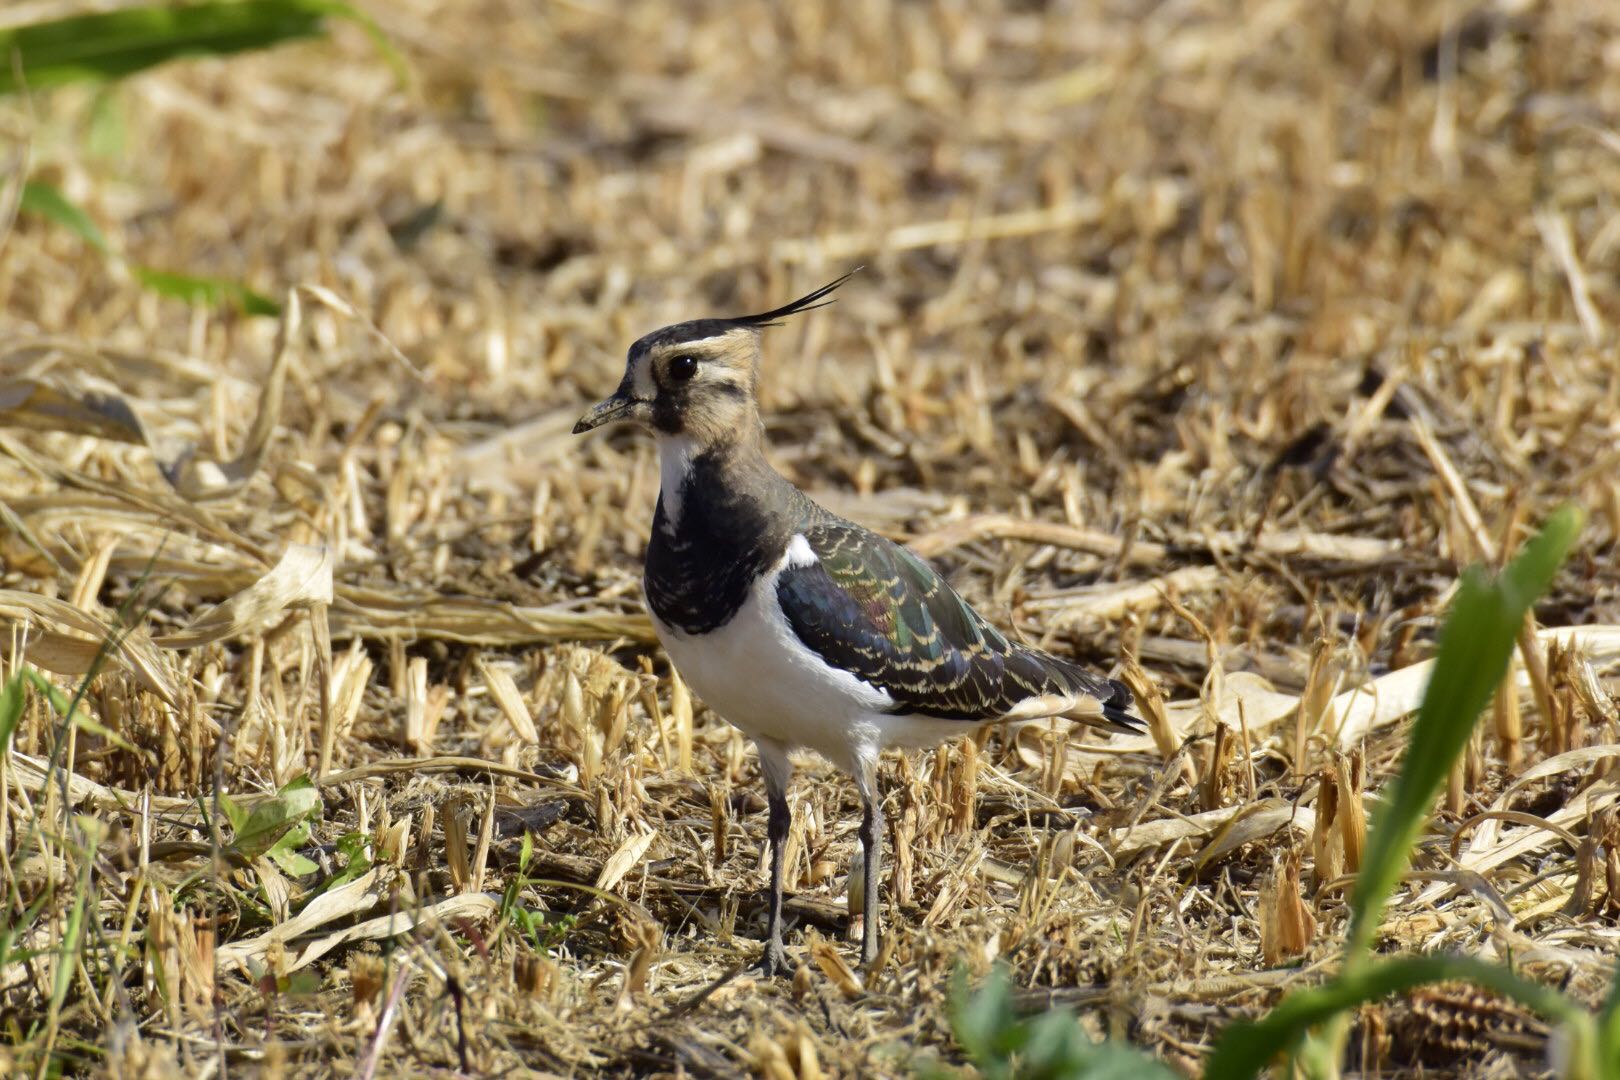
[4,0,1620,1076]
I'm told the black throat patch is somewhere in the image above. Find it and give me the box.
[642,447,809,635]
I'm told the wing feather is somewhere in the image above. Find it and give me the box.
[775,523,1139,730]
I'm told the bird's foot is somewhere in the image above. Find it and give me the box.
[754,938,797,979]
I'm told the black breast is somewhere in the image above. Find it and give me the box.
[642,449,804,635]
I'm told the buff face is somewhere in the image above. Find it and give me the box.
[573,322,760,445]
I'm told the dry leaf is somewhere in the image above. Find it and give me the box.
[0,378,148,442]
[1115,797,1315,862]
[480,659,539,743]
[595,829,655,893]
[153,544,331,648]
[807,929,862,998]
[0,590,177,703]
[216,868,386,971]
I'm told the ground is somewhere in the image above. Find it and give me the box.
[3,0,1620,1076]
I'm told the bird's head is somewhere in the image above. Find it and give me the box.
[572,271,856,447]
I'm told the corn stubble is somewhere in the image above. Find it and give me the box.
[2,0,1620,1076]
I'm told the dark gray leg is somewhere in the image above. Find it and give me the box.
[755,739,795,976]
[857,756,884,967]
[762,780,791,974]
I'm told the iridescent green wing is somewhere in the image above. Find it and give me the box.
[775,522,1134,724]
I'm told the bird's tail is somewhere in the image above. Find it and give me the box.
[1095,677,1143,733]
[1059,670,1143,735]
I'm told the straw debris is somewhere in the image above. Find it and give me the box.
[2,0,1620,1074]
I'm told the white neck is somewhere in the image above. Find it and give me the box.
[656,434,698,530]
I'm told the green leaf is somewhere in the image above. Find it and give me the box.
[266,820,318,875]
[1032,1037,1177,1080]
[1204,953,1589,1079]
[1345,506,1582,960]
[946,965,1180,1080]
[0,1,328,95]
[278,969,322,996]
[0,0,408,96]
[131,266,281,316]
[218,791,248,836]
[301,830,372,900]
[85,86,127,159]
[303,0,409,87]
[951,965,1016,1078]
[20,181,108,252]
[228,775,320,861]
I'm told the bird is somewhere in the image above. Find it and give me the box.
[572,273,1142,975]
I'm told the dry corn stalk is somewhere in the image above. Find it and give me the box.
[444,795,472,893]
[328,640,373,745]
[1494,680,1523,769]
[669,667,694,773]
[1337,750,1366,873]
[1588,807,1620,916]
[480,659,539,744]
[562,669,598,784]
[1260,849,1317,965]
[1121,658,1190,784]
[350,953,385,1026]
[948,737,978,834]
[615,917,661,1010]
[1312,767,1344,888]
[710,782,730,866]
[751,1024,827,1080]
[471,790,495,893]
[403,658,449,753]
[1294,640,1341,775]
[891,795,917,908]
[513,951,558,1001]
[1201,720,1233,811]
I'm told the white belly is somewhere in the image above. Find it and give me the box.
[649,553,978,774]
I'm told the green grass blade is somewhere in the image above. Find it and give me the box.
[1205,953,1590,1079]
[20,667,139,753]
[131,266,281,316]
[21,180,281,317]
[1598,961,1620,1070]
[0,1,328,95]
[19,181,109,252]
[47,830,97,1024]
[302,0,410,86]
[0,673,24,753]
[1344,506,1582,961]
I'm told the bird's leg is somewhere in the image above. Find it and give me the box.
[857,759,884,968]
[762,780,792,974]
[755,738,795,976]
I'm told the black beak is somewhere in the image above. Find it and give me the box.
[572,389,643,434]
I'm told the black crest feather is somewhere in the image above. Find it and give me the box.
[728,268,861,328]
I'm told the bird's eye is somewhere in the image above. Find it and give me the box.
[669,354,698,382]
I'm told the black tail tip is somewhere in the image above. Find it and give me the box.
[1102,678,1144,732]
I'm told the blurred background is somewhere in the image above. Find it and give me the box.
[3,0,1620,1075]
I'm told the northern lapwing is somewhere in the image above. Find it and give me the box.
[573,274,1142,975]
